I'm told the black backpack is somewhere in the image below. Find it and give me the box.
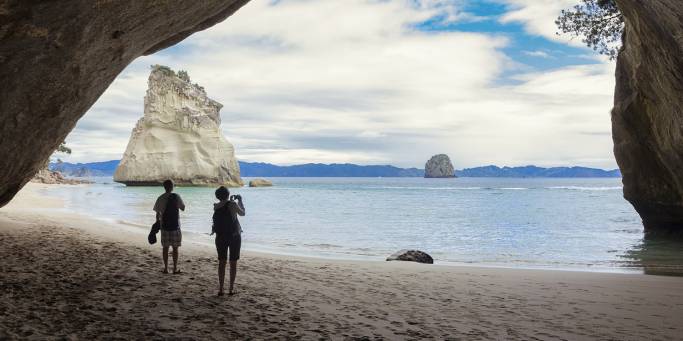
[161,193,180,230]
[213,204,238,236]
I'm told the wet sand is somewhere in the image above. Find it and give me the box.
[1,184,682,340]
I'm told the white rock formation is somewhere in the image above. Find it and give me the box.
[114,65,243,187]
[424,154,455,178]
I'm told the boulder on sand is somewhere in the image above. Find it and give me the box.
[386,250,434,264]
[249,179,273,187]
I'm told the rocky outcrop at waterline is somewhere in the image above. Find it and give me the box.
[612,0,683,235]
[248,179,273,187]
[424,154,455,178]
[0,0,249,207]
[114,66,243,187]
[31,167,92,185]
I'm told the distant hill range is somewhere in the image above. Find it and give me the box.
[51,160,121,177]
[50,160,621,178]
[455,165,621,178]
[238,162,423,177]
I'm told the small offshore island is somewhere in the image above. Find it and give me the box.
[114,65,243,187]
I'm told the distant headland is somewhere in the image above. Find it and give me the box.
[51,160,621,178]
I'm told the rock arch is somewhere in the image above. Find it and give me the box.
[0,0,681,234]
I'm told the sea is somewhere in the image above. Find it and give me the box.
[40,177,683,275]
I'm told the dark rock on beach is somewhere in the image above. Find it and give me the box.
[386,250,434,264]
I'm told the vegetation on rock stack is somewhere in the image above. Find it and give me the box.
[177,70,191,82]
[556,0,624,60]
[154,65,175,77]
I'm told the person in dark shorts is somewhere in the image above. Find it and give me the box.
[153,179,185,274]
[211,186,245,296]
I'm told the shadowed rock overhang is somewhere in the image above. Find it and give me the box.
[0,0,250,206]
[612,0,683,235]
[0,0,682,235]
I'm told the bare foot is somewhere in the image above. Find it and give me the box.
[162,269,168,274]
[217,292,224,297]
[173,269,181,274]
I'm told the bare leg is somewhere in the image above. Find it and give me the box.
[218,259,227,296]
[162,246,169,273]
[228,260,237,294]
[172,246,179,273]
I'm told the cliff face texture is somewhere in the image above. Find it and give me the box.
[0,0,250,206]
[114,66,243,187]
[613,0,683,234]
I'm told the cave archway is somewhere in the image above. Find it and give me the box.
[1,0,682,235]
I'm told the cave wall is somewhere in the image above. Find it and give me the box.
[613,0,683,234]
[0,0,250,207]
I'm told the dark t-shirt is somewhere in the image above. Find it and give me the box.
[212,200,244,237]
[212,205,238,237]
[153,192,185,230]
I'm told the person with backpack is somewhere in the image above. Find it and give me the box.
[153,179,186,274]
[211,186,245,296]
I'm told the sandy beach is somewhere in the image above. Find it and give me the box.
[0,184,682,340]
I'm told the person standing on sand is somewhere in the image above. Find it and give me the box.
[211,186,245,296]
[153,179,186,274]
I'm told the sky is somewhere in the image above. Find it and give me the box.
[63,0,618,169]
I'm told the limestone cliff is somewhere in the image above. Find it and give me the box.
[424,154,455,178]
[613,0,683,234]
[114,66,243,187]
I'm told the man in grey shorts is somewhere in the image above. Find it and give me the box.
[153,179,185,274]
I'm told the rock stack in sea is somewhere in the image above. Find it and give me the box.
[114,65,243,187]
[424,154,455,178]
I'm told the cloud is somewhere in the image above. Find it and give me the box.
[523,50,552,58]
[498,0,576,39]
[65,0,617,169]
